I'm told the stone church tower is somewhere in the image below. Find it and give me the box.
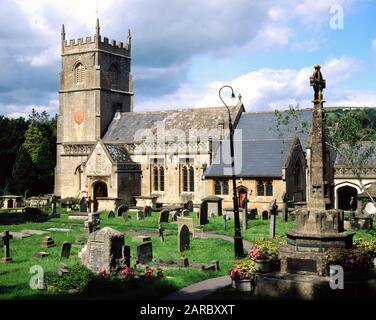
[55,19,134,198]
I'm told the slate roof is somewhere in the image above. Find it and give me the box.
[205,108,312,178]
[103,104,244,142]
[205,139,294,178]
[236,109,312,147]
[105,144,132,163]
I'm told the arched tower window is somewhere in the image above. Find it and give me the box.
[75,62,85,84]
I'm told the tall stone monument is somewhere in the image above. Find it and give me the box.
[278,65,354,276]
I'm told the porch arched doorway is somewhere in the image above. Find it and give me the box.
[93,181,108,212]
[237,186,248,209]
[337,185,357,211]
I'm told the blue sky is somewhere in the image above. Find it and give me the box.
[0,0,375,117]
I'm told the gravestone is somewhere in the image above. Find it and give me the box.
[223,214,228,231]
[1,231,13,262]
[269,199,278,238]
[202,196,223,217]
[172,211,179,222]
[242,207,248,230]
[182,209,190,217]
[249,208,257,220]
[144,206,152,217]
[364,202,376,215]
[136,241,153,264]
[282,192,289,222]
[85,212,100,233]
[51,195,57,214]
[124,245,131,267]
[79,197,87,213]
[42,237,56,248]
[117,204,129,217]
[57,262,69,276]
[159,223,165,242]
[137,210,145,221]
[60,241,72,259]
[80,227,126,273]
[122,211,129,222]
[178,224,190,253]
[108,211,115,219]
[185,200,193,212]
[159,210,169,223]
[199,201,209,225]
[34,252,49,258]
[262,210,268,220]
[177,217,196,237]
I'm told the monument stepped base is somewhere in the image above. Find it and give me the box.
[255,272,376,300]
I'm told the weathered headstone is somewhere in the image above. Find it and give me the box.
[80,227,126,273]
[262,210,268,220]
[159,210,169,223]
[178,224,190,253]
[177,217,195,237]
[60,241,72,259]
[117,204,129,217]
[199,201,208,225]
[85,212,100,233]
[182,209,190,217]
[185,200,193,212]
[242,207,248,230]
[137,210,145,221]
[57,262,69,276]
[51,195,57,214]
[124,245,131,267]
[122,211,129,222]
[1,231,13,262]
[34,251,49,258]
[79,197,87,213]
[42,237,56,248]
[282,192,289,222]
[249,208,257,220]
[159,223,165,242]
[136,241,153,264]
[108,211,115,219]
[269,199,278,238]
[144,206,152,217]
[364,202,376,216]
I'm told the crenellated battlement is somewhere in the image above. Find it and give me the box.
[61,20,131,57]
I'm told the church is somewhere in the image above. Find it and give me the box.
[54,21,339,213]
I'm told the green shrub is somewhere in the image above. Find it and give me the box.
[44,264,93,292]
[61,197,79,209]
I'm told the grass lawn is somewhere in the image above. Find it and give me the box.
[0,209,375,300]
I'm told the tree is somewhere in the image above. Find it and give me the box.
[11,146,38,195]
[329,111,375,205]
[274,106,376,205]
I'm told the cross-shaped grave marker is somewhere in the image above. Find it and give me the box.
[2,231,13,262]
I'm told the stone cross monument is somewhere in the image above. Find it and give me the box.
[278,65,354,276]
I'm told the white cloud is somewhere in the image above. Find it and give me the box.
[137,56,374,112]
[372,39,376,52]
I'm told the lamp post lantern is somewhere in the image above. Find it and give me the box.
[219,85,244,259]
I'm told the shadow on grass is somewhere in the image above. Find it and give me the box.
[12,277,179,300]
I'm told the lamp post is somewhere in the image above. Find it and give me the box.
[219,85,244,259]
